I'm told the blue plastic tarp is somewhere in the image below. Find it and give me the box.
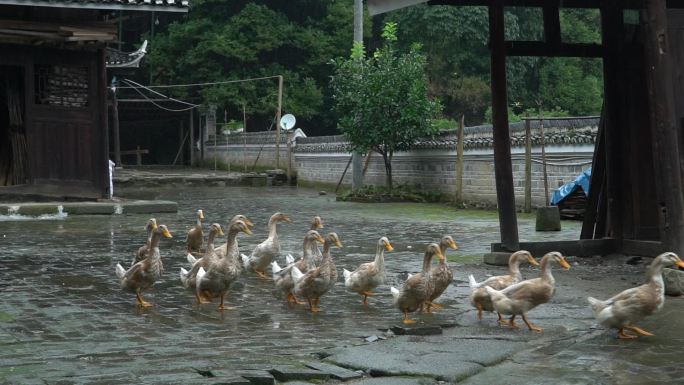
[550,167,591,205]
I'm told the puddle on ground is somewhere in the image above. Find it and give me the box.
[0,185,597,383]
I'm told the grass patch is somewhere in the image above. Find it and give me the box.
[337,184,447,203]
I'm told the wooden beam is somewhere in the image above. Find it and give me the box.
[505,41,603,57]
[489,0,519,251]
[428,0,684,9]
[599,1,624,241]
[543,0,561,45]
[580,112,606,239]
[643,0,684,255]
[622,240,667,256]
[491,238,619,257]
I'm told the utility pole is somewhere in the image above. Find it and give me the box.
[276,75,283,169]
[351,0,363,190]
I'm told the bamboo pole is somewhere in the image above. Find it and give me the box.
[524,118,532,212]
[189,109,194,167]
[538,106,550,204]
[455,115,465,202]
[276,75,283,169]
[243,104,247,172]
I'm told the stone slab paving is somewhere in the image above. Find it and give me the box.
[305,362,364,381]
[346,376,438,385]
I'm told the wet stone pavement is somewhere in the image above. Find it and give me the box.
[1,186,684,384]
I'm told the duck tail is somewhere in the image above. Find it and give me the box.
[468,274,479,289]
[195,267,206,297]
[180,267,189,288]
[187,253,198,265]
[272,261,282,274]
[291,266,304,283]
[240,253,250,267]
[115,263,126,279]
[286,253,295,265]
[587,296,608,317]
[390,286,400,300]
[343,269,352,285]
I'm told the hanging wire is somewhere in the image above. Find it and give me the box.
[116,75,281,89]
[118,79,198,112]
[121,78,199,110]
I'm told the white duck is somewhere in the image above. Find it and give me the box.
[391,243,444,324]
[291,232,342,312]
[241,212,291,279]
[468,250,539,323]
[344,237,393,305]
[484,251,570,332]
[116,225,172,307]
[271,230,325,303]
[588,252,684,339]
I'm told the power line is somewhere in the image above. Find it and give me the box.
[118,79,199,112]
[116,75,281,89]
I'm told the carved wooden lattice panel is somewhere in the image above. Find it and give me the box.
[34,65,89,108]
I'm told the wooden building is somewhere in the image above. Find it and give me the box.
[369,0,684,258]
[0,0,187,200]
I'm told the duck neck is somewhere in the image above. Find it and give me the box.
[195,217,202,228]
[539,255,554,284]
[149,231,162,254]
[438,244,449,266]
[508,258,523,281]
[267,218,279,240]
[646,260,666,287]
[374,242,385,270]
[302,237,317,260]
[321,240,334,265]
[206,230,218,254]
[421,252,434,273]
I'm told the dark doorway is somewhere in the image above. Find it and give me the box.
[0,66,27,186]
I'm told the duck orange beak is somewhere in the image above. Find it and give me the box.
[675,257,684,269]
[559,257,571,269]
[449,240,458,250]
[244,218,254,228]
[335,239,343,248]
[528,255,540,266]
[243,226,253,235]
[162,227,173,238]
[217,227,225,236]
[384,241,394,252]
[315,234,325,244]
[283,215,292,223]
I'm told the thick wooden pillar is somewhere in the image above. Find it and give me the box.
[599,1,624,241]
[489,1,519,251]
[643,0,684,254]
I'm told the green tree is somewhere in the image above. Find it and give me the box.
[146,0,359,132]
[330,23,441,190]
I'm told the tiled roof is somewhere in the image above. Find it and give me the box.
[0,0,189,12]
[295,118,599,153]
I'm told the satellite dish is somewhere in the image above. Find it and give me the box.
[280,114,296,131]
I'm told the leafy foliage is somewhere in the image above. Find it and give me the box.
[330,23,441,190]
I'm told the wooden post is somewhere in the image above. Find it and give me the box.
[539,109,550,204]
[275,75,283,169]
[489,1,519,250]
[110,87,122,167]
[189,109,194,167]
[287,131,293,185]
[455,115,465,202]
[243,104,247,172]
[643,0,684,254]
[600,1,624,241]
[179,119,184,165]
[352,0,364,190]
[524,118,532,213]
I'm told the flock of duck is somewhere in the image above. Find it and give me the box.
[115,210,684,340]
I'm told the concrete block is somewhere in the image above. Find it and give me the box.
[663,268,684,296]
[535,206,562,231]
[483,252,511,266]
